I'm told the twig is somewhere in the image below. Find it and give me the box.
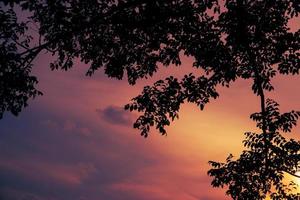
[284,170,300,179]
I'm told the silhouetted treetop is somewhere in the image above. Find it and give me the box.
[1,0,226,118]
[125,0,300,136]
[209,99,300,199]
[1,0,299,120]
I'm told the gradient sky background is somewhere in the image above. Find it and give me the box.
[0,10,300,200]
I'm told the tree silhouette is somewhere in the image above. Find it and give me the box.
[1,0,300,198]
[209,99,300,199]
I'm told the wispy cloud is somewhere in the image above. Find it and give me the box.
[96,106,134,126]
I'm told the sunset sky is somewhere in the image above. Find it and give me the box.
[0,10,300,200]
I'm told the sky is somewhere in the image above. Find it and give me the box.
[0,11,300,200]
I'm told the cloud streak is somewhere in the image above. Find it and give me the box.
[96,106,134,126]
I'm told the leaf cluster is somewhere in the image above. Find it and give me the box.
[208,100,300,199]
[0,7,41,118]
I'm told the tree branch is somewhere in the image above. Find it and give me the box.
[284,170,300,179]
[19,42,51,56]
[12,38,30,50]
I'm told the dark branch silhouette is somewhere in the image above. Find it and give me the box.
[1,0,300,198]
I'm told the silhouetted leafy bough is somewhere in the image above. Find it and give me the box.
[0,7,42,118]
[1,0,220,118]
[208,99,300,199]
